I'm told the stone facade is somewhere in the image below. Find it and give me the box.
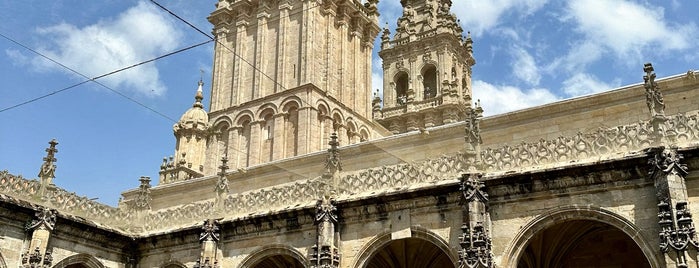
[3,1,699,268]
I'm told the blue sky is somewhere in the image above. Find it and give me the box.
[1,0,697,206]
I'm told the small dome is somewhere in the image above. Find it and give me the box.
[174,81,209,133]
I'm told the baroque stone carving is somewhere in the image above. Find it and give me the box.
[649,147,697,267]
[200,219,221,243]
[21,247,52,268]
[458,173,493,268]
[311,196,340,268]
[26,207,57,231]
[134,176,152,211]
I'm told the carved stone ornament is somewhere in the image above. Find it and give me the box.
[199,219,221,243]
[648,147,689,179]
[38,139,58,185]
[315,196,338,225]
[215,156,230,195]
[21,247,52,268]
[643,63,666,119]
[134,176,152,210]
[26,207,57,231]
[324,133,342,175]
[458,174,493,268]
[464,101,484,146]
[193,258,218,268]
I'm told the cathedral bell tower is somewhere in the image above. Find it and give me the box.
[376,0,475,134]
[204,0,382,172]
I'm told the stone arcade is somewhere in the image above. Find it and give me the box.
[2,0,699,267]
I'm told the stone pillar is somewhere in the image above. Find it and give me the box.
[228,127,241,169]
[297,107,314,155]
[650,147,698,268]
[22,207,56,268]
[276,2,292,92]
[248,121,262,166]
[272,113,287,160]
[194,219,221,268]
[234,18,249,103]
[457,173,493,268]
[310,197,340,268]
[254,11,270,98]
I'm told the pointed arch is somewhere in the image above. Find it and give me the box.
[160,260,187,268]
[238,244,309,268]
[52,254,104,268]
[501,205,661,268]
[352,226,458,268]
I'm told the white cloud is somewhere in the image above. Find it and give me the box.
[22,1,182,96]
[545,40,603,74]
[511,47,541,85]
[472,80,559,115]
[453,0,548,35]
[565,0,697,58]
[561,73,621,96]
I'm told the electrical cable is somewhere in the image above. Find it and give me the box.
[0,32,213,119]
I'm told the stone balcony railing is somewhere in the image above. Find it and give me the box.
[2,110,698,235]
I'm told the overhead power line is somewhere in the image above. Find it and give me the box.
[0,32,213,119]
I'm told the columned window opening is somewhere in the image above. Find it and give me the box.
[395,72,409,105]
[422,65,437,99]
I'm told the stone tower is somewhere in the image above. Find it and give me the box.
[203,0,382,171]
[375,0,475,134]
[159,81,209,184]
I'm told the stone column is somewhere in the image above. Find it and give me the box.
[310,197,340,268]
[248,121,262,166]
[276,2,292,92]
[650,147,698,268]
[254,11,270,98]
[234,18,249,103]
[457,173,493,268]
[272,113,287,160]
[194,219,221,268]
[22,208,56,268]
[228,127,241,169]
[297,107,314,155]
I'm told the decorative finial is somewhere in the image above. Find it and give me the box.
[193,80,204,109]
[218,156,229,177]
[135,176,152,210]
[38,139,58,185]
[643,63,667,139]
[324,133,342,174]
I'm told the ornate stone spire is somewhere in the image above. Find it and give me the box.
[134,176,152,211]
[324,133,342,176]
[194,79,205,109]
[38,139,58,185]
[643,63,668,139]
[214,156,230,210]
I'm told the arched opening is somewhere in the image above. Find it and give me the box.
[517,219,651,268]
[65,265,89,268]
[317,105,331,151]
[259,110,275,162]
[214,122,230,170]
[52,254,104,268]
[422,65,437,99]
[250,254,305,268]
[364,237,454,268]
[394,72,409,105]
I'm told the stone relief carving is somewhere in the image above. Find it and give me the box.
[458,173,493,268]
[26,207,57,231]
[1,108,698,235]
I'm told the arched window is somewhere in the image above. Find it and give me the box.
[395,72,409,105]
[422,65,437,99]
